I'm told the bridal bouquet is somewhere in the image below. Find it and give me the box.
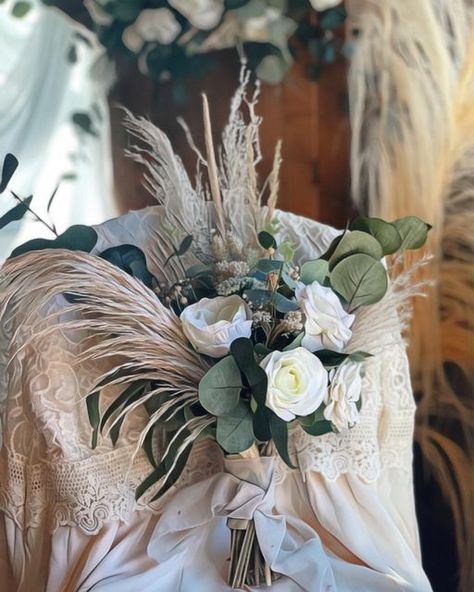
[0,70,429,589]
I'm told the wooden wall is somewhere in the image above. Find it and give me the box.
[110,49,353,230]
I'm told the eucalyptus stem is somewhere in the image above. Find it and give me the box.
[11,191,58,237]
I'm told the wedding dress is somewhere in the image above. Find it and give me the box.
[0,206,432,591]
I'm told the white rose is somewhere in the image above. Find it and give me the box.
[309,0,342,11]
[180,295,252,357]
[261,348,328,421]
[296,281,354,352]
[169,0,225,30]
[135,8,181,44]
[324,362,362,432]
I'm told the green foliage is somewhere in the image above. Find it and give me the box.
[258,230,277,250]
[86,391,100,449]
[0,153,18,193]
[0,196,32,230]
[100,244,153,288]
[300,259,328,285]
[350,217,402,255]
[10,224,98,258]
[216,401,254,454]
[11,1,31,18]
[330,253,388,308]
[392,216,431,250]
[199,356,243,416]
[328,230,383,270]
[268,412,296,469]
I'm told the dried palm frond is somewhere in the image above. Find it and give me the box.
[0,249,210,496]
[347,1,474,588]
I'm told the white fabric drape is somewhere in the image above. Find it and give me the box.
[0,207,433,591]
[0,0,117,260]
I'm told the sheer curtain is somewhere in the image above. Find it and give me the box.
[0,0,117,260]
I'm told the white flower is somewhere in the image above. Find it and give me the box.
[296,281,354,352]
[180,295,252,357]
[261,348,328,421]
[324,363,362,432]
[309,0,342,11]
[122,26,145,53]
[169,0,225,30]
[85,0,113,26]
[135,8,181,44]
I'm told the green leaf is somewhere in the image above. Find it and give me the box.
[100,244,153,288]
[300,259,329,285]
[319,7,347,29]
[230,338,268,406]
[258,230,277,250]
[72,112,98,137]
[283,332,304,351]
[198,356,243,416]
[0,153,18,192]
[0,196,32,229]
[301,418,333,436]
[185,263,213,278]
[100,380,148,433]
[328,230,383,270]
[10,224,98,258]
[216,401,254,454]
[392,216,431,251]
[86,391,100,449]
[176,234,193,256]
[278,240,294,262]
[252,405,271,442]
[315,350,349,367]
[269,412,296,469]
[330,253,388,308]
[257,258,283,273]
[11,1,31,18]
[350,217,402,255]
[273,292,299,313]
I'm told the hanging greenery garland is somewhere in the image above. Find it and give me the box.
[39,0,347,86]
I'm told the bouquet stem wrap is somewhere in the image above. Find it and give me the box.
[148,455,336,591]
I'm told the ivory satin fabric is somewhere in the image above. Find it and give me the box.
[0,207,433,591]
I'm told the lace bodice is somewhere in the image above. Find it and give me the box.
[0,208,416,534]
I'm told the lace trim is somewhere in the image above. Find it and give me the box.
[0,440,223,534]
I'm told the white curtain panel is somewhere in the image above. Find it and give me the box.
[0,0,117,260]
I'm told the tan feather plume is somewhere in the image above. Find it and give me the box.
[347,1,474,588]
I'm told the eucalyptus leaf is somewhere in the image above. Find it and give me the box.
[216,401,254,454]
[257,258,283,273]
[329,230,383,270]
[230,338,268,406]
[176,234,193,256]
[12,1,31,18]
[283,332,304,351]
[300,259,328,285]
[186,263,213,278]
[10,224,98,258]
[0,196,32,230]
[350,217,402,255]
[0,153,18,192]
[243,288,273,308]
[273,292,299,313]
[100,244,153,288]
[198,356,242,416]
[269,412,296,469]
[258,230,277,250]
[315,350,349,367]
[392,216,431,250]
[301,418,333,437]
[330,253,388,308]
[252,405,271,442]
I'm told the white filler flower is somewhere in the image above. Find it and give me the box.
[296,281,354,352]
[180,295,252,357]
[324,362,362,432]
[169,0,225,30]
[261,348,328,421]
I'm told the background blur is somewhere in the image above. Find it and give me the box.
[0,1,472,590]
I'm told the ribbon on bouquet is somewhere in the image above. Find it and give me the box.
[147,456,336,591]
